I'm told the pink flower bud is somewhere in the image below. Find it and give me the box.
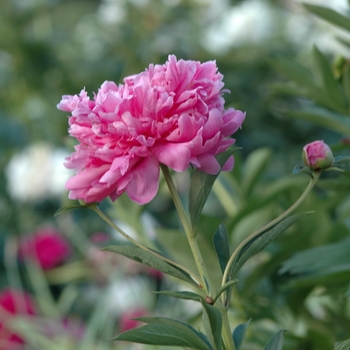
[302,140,334,170]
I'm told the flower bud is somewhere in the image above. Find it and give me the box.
[302,140,334,170]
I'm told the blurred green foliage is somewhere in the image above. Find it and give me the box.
[1,0,350,349]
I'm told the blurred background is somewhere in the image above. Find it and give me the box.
[1,0,350,349]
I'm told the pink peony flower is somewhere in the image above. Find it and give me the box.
[302,140,334,170]
[0,288,36,349]
[58,55,245,204]
[18,228,71,270]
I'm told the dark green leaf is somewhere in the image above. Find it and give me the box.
[201,302,223,350]
[279,239,350,280]
[113,317,212,350]
[232,319,251,350]
[189,147,237,230]
[230,212,312,279]
[153,290,204,302]
[342,67,350,105]
[282,107,350,136]
[264,330,285,350]
[302,3,350,32]
[272,57,316,89]
[292,165,312,176]
[214,279,239,302]
[311,46,347,113]
[54,202,96,216]
[334,338,350,350]
[213,224,231,274]
[334,155,350,163]
[103,245,198,287]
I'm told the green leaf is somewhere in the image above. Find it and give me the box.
[189,147,237,230]
[201,303,223,350]
[232,319,251,350]
[242,148,272,196]
[282,107,350,136]
[54,203,95,216]
[153,290,204,302]
[272,57,316,90]
[214,279,239,302]
[213,224,231,275]
[279,237,350,287]
[230,212,312,279]
[103,245,198,287]
[334,155,350,163]
[334,338,350,350]
[264,330,285,350]
[302,3,350,32]
[113,317,212,350]
[292,165,312,176]
[311,46,347,113]
[342,67,350,105]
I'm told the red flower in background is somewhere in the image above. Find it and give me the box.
[119,308,147,333]
[0,288,36,349]
[58,55,245,204]
[19,228,71,270]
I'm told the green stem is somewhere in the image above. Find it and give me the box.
[217,301,236,350]
[92,205,202,287]
[221,171,321,300]
[161,164,211,294]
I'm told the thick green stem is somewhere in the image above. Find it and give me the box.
[217,301,236,350]
[92,204,202,287]
[161,164,211,294]
[221,171,321,301]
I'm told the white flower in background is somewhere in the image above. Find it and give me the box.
[202,0,275,53]
[286,0,350,55]
[5,142,72,202]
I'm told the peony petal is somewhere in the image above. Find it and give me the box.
[125,156,160,204]
[152,141,192,172]
[192,153,221,175]
[66,164,110,190]
[222,155,234,172]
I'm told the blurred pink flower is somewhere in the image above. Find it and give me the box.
[19,228,71,270]
[0,288,36,349]
[119,309,147,332]
[58,55,245,204]
[302,140,334,170]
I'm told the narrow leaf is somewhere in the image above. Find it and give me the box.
[214,279,239,302]
[303,3,350,32]
[103,245,197,287]
[113,317,212,350]
[272,57,316,89]
[232,319,251,350]
[54,203,91,216]
[153,290,203,302]
[230,212,312,279]
[342,67,350,106]
[201,302,223,350]
[312,46,347,112]
[264,330,285,350]
[292,165,313,176]
[334,338,350,350]
[334,155,350,163]
[189,147,237,230]
[242,148,272,196]
[213,224,231,274]
[282,108,350,136]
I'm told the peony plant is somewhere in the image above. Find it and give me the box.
[56,55,346,350]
